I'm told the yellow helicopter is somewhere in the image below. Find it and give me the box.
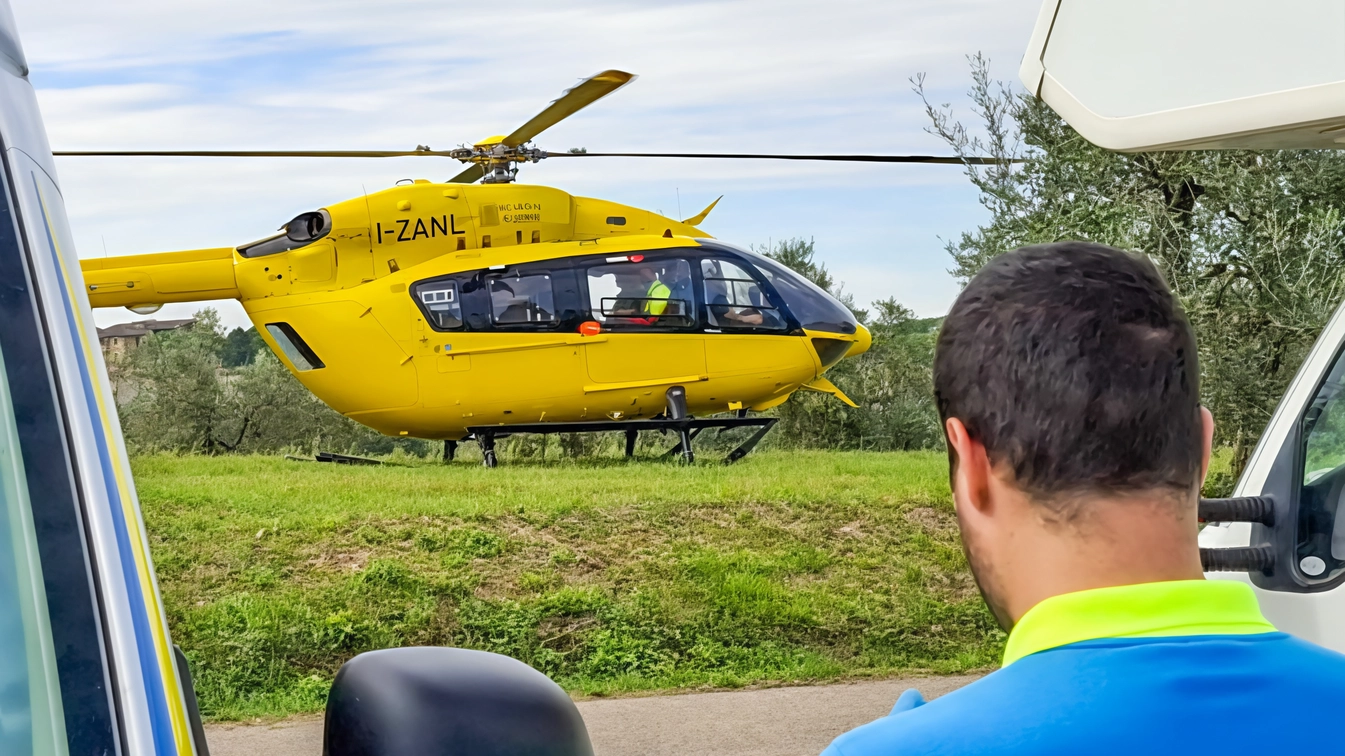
[71,70,982,465]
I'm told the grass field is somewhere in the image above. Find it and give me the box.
[134,450,1002,721]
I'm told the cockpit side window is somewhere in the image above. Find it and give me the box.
[744,251,857,335]
[701,258,787,331]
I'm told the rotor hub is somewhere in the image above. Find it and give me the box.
[450,144,546,184]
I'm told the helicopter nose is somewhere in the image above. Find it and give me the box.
[844,324,872,359]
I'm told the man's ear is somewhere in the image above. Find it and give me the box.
[1199,406,1216,485]
[946,418,993,516]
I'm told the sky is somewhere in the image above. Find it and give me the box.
[11,0,1044,331]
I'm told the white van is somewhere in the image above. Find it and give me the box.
[1023,0,1345,651]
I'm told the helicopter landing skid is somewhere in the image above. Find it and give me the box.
[465,416,778,468]
[284,451,384,466]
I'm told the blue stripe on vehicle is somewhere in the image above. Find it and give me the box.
[31,173,177,755]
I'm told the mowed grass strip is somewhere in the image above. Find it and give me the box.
[133,450,1002,721]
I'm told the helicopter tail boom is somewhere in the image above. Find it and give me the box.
[80,247,239,309]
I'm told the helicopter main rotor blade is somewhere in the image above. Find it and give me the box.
[448,163,486,183]
[501,70,636,149]
[52,149,460,158]
[546,152,1012,165]
[51,148,1012,166]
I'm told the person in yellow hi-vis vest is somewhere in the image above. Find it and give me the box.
[610,263,669,320]
[637,264,671,316]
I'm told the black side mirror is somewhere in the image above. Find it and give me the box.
[1199,338,1345,591]
[323,647,594,756]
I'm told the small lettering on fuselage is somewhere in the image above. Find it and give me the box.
[500,203,541,224]
[376,215,466,244]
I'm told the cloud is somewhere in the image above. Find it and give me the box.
[13,0,1042,330]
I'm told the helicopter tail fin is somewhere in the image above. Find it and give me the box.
[80,247,239,309]
[682,195,722,226]
[799,377,859,408]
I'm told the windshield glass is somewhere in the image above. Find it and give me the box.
[739,250,858,334]
[0,345,68,755]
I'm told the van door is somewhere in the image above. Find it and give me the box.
[1201,298,1345,652]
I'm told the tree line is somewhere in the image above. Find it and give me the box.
[914,54,1345,485]
[113,309,432,457]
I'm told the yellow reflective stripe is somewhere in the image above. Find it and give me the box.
[41,190,194,754]
[1002,580,1276,667]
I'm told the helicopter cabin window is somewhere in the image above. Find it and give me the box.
[415,280,463,329]
[586,256,694,327]
[489,270,556,326]
[701,259,786,331]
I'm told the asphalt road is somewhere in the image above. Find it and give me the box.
[204,675,981,756]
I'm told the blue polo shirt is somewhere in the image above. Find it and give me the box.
[823,580,1345,755]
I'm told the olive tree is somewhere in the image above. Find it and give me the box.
[917,55,1345,480]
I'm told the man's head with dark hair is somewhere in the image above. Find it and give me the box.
[936,241,1203,508]
[935,242,1213,629]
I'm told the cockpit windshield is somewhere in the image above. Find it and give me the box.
[739,250,858,335]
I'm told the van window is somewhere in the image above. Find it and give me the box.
[1297,346,1345,582]
[0,155,117,753]
[701,259,786,331]
[489,271,556,326]
[587,257,694,327]
[0,345,69,755]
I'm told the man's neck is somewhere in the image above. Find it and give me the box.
[1002,494,1206,625]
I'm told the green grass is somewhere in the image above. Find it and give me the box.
[134,450,1002,721]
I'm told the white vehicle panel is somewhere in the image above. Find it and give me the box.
[1023,0,1345,151]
